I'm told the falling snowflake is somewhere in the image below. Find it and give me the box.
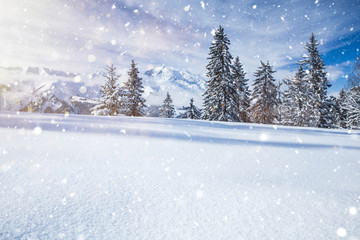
[88,55,96,63]
[259,133,268,141]
[73,75,81,83]
[79,86,87,94]
[33,126,42,135]
[184,5,190,12]
[336,227,347,237]
[349,207,357,215]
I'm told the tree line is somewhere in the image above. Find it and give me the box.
[93,26,360,129]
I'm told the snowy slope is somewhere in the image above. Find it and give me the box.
[0,112,360,239]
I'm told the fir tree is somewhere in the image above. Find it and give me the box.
[325,96,341,128]
[250,61,278,124]
[202,25,238,122]
[178,98,202,119]
[346,56,360,89]
[160,92,175,118]
[338,88,348,128]
[122,59,146,116]
[91,64,121,116]
[302,33,332,128]
[281,63,318,127]
[231,56,250,122]
[343,86,360,129]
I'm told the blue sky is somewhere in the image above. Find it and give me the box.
[0,0,359,94]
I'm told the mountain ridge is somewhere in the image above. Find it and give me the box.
[0,65,206,115]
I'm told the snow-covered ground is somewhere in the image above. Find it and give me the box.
[0,112,360,239]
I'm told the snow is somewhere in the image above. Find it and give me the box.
[1,112,360,239]
[0,65,205,112]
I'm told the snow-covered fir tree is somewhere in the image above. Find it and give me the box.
[250,61,279,124]
[302,33,332,128]
[337,88,348,128]
[281,63,318,127]
[91,64,121,116]
[346,56,360,89]
[160,92,175,118]
[231,56,250,122]
[326,96,341,128]
[121,59,146,116]
[178,98,202,119]
[343,86,360,129]
[202,25,238,122]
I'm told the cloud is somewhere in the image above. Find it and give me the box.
[327,65,345,82]
[0,0,358,89]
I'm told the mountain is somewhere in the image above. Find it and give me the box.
[0,66,101,114]
[0,65,206,115]
[142,65,205,109]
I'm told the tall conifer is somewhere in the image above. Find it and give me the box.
[231,56,250,122]
[202,26,238,121]
[302,33,331,127]
[122,59,146,116]
[91,64,121,116]
[250,61,278,124]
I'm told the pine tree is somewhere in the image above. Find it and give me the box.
[231,56,250,122]
[122,59,146,116]
[91,64,121,116]
[250,61,279,124]
[178,98,202,119]
[202,25,238,122]
[160,92,175,118]
[302,33,332,128]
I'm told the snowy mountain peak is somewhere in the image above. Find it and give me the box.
[144,66,205,90]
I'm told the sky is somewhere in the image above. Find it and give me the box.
[0,0,359,95]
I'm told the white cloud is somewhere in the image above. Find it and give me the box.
[0,0,357,89]
[327,65,345,82]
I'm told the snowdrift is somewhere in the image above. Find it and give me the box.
[0,112,359,239]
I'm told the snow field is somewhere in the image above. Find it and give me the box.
[0,112,360,239]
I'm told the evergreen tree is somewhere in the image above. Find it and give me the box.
[202,25,238,122]
[346,56,360,89]
[302,33,332,128]
[160,92,175,118]
[343,86,360,129]
[91,64,121,116]
[327,96,341,128]
[281,63,318,127]
[231,56,250,122]
[122,59,146,116]
[250,61,279,124]
[178,98,202,119]
[338,88,348,128]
